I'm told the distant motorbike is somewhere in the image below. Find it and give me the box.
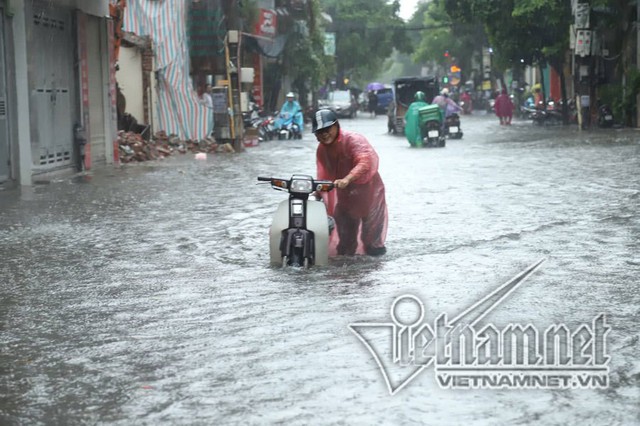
[418,104,445,147]
[276,110,303,140]
[598,104,614,128]
[486,98,496,113]
[445,113,463,139]
[258,175,335,268]
[460,100,472,115]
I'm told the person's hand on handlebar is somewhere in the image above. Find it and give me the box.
[334,175,354,189]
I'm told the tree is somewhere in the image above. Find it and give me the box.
[412,0,485,86]
[281,1,329,108]
[444,0,573,121]
[590,0,639,125]
[319,0,410,87]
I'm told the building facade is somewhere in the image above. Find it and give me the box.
[1,0,116,186]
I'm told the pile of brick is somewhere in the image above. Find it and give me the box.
[117,131,234,163]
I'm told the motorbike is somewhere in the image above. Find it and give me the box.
[486,98,496,114]
[530,100,573,126]
[418,104,446,147]
[276,110,303,140]
[598,104,614,128]
[242,102,261,128]
[445,113,463,139]
[460,100,472,115]
[521,104,537,120]
[258,175,335,268]
[459,93,473,115]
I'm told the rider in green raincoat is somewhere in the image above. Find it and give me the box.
[404,91,429,146]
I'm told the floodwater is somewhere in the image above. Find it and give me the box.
[1,114,639,425]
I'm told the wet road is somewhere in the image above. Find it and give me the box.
[1,114,639,425]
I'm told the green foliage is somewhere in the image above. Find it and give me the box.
[443,0,571,72]
[239,0,259,30]
[598,84,624,123]
[319,0,409,86]
[413,0,485,80]
[280,0,329,101]
[600,68,640,125]
[623,68,640,125]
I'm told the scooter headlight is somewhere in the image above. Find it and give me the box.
[290,179,313,194]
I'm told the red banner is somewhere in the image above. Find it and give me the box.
[256,9,277,38]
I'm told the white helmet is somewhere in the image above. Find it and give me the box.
[286,92,295,98]
[441,88,449,96]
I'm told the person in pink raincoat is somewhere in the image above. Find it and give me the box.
[494,89,515,125]
[312,109,388,256]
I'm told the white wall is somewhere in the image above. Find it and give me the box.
[116,46,144,123]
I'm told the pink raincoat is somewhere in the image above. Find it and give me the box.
[316,129,388,256]
[494,91,514,118]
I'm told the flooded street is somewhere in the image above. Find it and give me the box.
[1,114,639,425]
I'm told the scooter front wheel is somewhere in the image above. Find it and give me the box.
[282,256,289,268]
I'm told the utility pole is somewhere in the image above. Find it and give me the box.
[220,0,244,151]
[573,2,592,130]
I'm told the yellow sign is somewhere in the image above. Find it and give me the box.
[482,80,492,90]
[450,65,461,73]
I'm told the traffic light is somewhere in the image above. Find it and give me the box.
[442,76,449,84]
[444,50,449,58]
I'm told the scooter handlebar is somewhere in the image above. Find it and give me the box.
[313,180,335,191]
[257,176,272,182]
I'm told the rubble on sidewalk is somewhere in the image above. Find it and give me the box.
[117,130,235,163]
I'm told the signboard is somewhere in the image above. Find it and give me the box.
[324,32,336,56]
[575,3,590,29]
[212,92,228,114]
[256,8,277,38]
[575,30,592,57]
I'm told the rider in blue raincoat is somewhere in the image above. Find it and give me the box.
[275,92,304,132]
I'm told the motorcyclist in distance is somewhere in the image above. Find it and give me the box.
[275,92,304,136]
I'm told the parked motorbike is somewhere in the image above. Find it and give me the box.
[258,175,335,268]
[418,104,446,147]
[242,102,261,128]
[530,100,575,126]
[598,104,614,128]
[521,104,537,120]
[445,113,463,139]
